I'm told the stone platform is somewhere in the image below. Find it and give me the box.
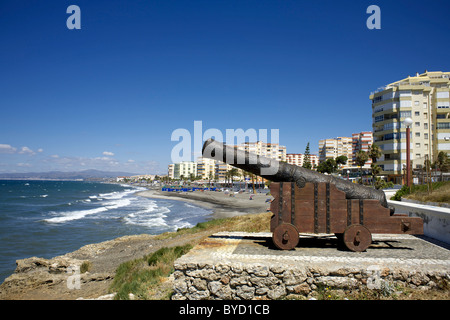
[172,232,450,300]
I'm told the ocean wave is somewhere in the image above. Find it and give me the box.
[40,194,48,198]
[44,207,108,223]
[123,200,171,228]
[103,198,132,210]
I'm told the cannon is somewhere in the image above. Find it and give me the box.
[202,139,424,252]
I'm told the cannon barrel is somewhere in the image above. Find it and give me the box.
[202,138,390,210]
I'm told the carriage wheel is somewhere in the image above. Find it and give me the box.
[272,223,299,250]
[343,224,372,252]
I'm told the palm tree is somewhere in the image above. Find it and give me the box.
[228,168,239,190]
[355,151,369,184]
[368,144,382,186]
[368,144,382,164]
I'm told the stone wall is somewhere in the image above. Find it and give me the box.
[172,260,447,300]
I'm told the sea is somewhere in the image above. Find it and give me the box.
[0,180,213,283]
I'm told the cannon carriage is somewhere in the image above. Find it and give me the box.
[202,139,424,252]
[269,181,423,251]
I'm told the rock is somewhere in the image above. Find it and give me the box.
[291,283,311,295]
[236,285,255,300]
[267,284,286,299]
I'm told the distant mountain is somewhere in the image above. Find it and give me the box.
[0,169,139,180]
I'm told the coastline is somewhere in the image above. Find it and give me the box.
[0,187,272,300]
[136,188,272,220]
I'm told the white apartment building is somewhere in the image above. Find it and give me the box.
[286,153,319,168]
[318,137,353,168]
[168,161,197,180]
[196,157,217,180]
[237,141,287,162]
[352,131,373,169]
[370,71,450,183]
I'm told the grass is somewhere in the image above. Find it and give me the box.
[109,244,193,300]
[155,211,272,240]
[391,181,450,203]
[109,212,271,300]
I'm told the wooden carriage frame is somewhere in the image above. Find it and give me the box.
[270,182,424,252]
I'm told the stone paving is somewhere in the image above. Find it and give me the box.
[172,232,450,300]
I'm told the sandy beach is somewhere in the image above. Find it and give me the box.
[136,188,273,219]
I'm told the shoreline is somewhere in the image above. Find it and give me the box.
[136,188,272,220]
[0,187,272,299]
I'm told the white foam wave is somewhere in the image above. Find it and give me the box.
[103,198,131,210]
[98,189,136,200]
[123,200,171,228]
[44,207,108,223]
[40,194,48,198]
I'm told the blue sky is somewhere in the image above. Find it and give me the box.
[1,0,449,174]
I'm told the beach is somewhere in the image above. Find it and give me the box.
[136,188,272,219]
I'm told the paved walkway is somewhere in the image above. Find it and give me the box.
[183,232,450,272]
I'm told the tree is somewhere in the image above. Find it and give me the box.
[368,143,382,164]
[435,151,450,181]
[228,168,239,189]
[368,144,382,186]
[355,151,369,184]
[335,155,348,169]
[302,142,312,169]
[317,158,337,174]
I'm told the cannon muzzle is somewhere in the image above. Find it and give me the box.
[202,138,390,210]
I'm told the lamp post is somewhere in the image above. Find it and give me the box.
[404,117,413,187]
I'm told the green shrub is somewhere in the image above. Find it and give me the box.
[391,185,411,201]
[110,244,193,300]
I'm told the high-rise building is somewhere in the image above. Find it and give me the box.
[237,141,287,162]
[196,157,216,180]
[318,137,352,168]
[286,153,319,169]
[168,161,197,180]
[352,131,373,168]
[370,71,450,183]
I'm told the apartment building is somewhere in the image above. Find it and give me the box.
[196,157,216,180]
[237,141,287,162]
[286,153,319,168]
[370,71,450,183]
[352,131,373,168]
[168,161,197,180]
[318,137,353,168]
[192,141,288,182]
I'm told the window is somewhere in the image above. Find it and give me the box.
[415,111,420,116]
[424,112,428,119]
[437,91,450,99]
[424,133,428,139]
[437,123,450,129]
[424,123,428,129]
[415,132,420,137]
[415,101,420,106]
[400,90,412,97]
[415,122,420,127]
[399,111,411,118]
[374,115,384,122]
[415,143,421,148]
[437,114,447,119]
